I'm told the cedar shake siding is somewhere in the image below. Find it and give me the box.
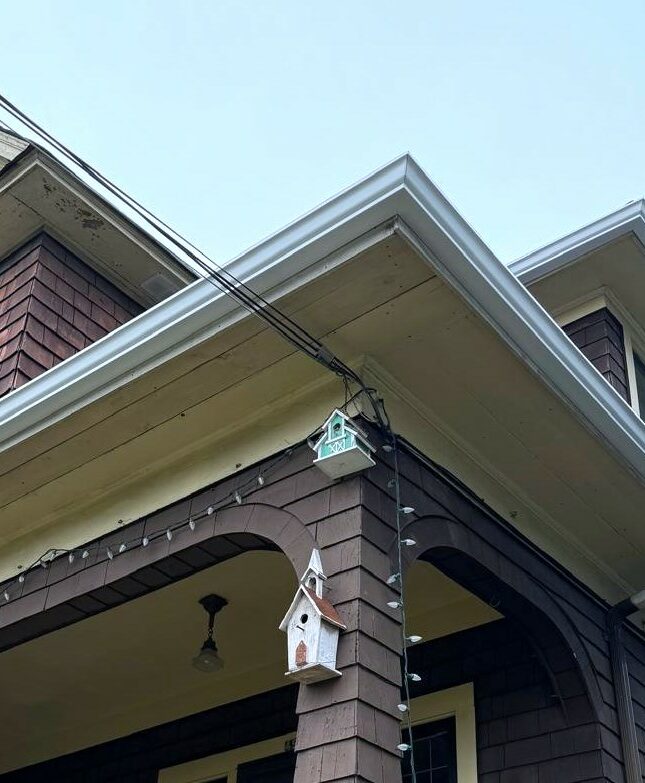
[562,308,630,403]
[1,426,644,781]
[0,232,142,397]
[410,619,609,783]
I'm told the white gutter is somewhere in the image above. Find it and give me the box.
[509,200,645,283]
[1,155,645,484]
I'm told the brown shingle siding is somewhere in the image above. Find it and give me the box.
[563,308,631,402]
[0,232,143,397]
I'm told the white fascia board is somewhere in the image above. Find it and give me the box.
[1,154,645,485]
[509,200,645,283]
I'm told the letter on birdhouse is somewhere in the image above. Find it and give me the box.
[279,550,346,683]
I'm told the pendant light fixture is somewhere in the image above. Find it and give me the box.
[192,594,227,673]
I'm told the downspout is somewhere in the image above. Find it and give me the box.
[607,589,645,783]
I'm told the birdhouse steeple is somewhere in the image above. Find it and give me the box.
[301,549,325,598]
[279,549,346,683]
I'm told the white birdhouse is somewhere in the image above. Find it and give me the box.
[311,409,375,479]
[279,550,346,683]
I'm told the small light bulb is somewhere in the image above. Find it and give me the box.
[401,538,417,547]
[257,475,265,486]
[382,444,394,452]
[142,536,149,547]
[397,703,409,712]
[3,591,9,602]
[207,506,214,515]
[397,743,411,752]
[68,552,75,564]
[188,517,196,531]
[386,573,400,585]
[106,547,114,560]
[387,600,402,609]
[399,506,415,515]
[406,635,423,644]
[118,543,127,553]
[18,574,25,584]
[166,529,173,541]
[234,491,242,505]
[82,550,90,559]
[407,673,421,682]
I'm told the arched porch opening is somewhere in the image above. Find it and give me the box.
[390,515,611,783]
[0,503,318,782]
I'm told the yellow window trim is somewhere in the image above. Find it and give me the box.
[157,732,295,783]
[410,682,478,783]
[159,683,477,783]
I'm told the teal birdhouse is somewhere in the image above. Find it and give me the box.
[311,409,375,479]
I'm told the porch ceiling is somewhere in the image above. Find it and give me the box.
[0,232,643,605]
[0,552,490,774]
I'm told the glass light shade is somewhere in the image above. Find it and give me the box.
[192,637,223,673]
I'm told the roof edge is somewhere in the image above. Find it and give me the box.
[509,200,645,283]
[0,154,644,488]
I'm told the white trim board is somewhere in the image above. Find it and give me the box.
[1,155,645,486]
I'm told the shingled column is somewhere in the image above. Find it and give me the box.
[292,475,404,783]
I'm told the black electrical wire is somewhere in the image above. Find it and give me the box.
[0,94,386,427]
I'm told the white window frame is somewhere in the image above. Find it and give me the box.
[408,682,478,783]
[157,733,295,783]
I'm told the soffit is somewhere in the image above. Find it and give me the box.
[526,235,645,331]
[0,151,196,305]
[0,235,643,602]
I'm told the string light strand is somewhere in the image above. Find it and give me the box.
[390,431,419,782]
[0,448,294,603]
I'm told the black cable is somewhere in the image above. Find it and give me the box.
[0,95,387,427]
[0,97,323,355]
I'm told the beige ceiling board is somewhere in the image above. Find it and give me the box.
[0,238,429,509]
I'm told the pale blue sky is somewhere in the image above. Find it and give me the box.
[2,1,644,264]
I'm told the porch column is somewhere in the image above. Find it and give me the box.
[293,478,404,783]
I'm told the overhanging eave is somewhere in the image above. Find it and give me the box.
[0,154,644,488]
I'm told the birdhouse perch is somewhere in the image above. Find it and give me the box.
[279,550,346,684]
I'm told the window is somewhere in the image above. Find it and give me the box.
[402,717,457,783]
[406,683,478,783]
